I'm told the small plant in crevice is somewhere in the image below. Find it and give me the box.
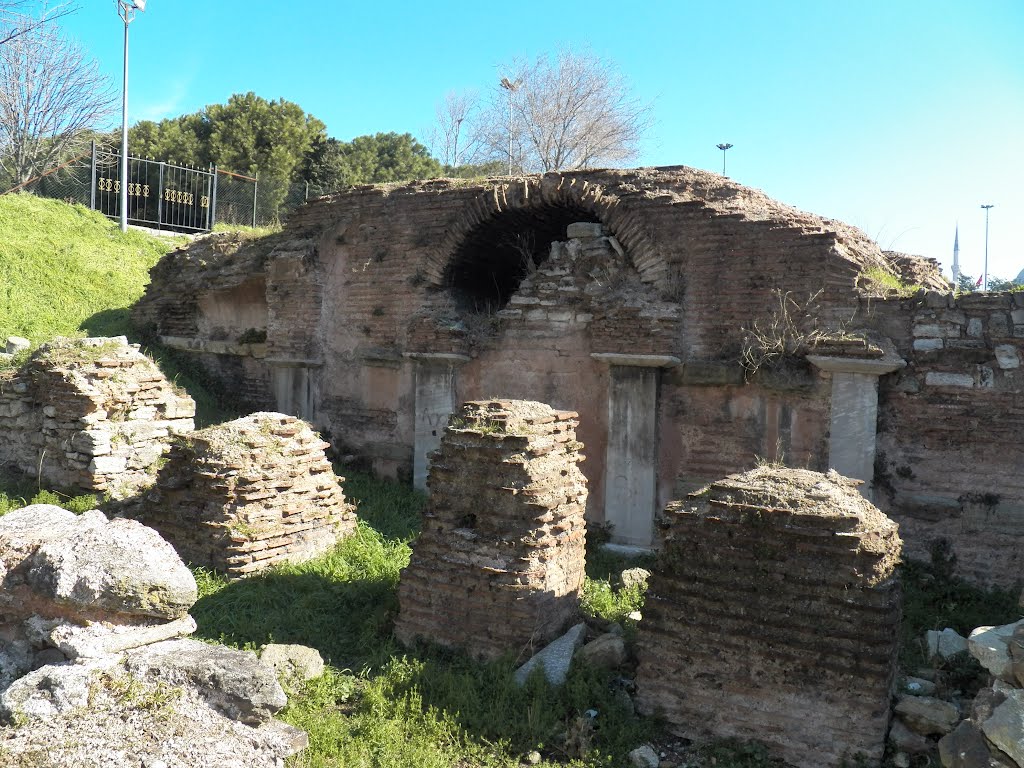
[740,289,828,376]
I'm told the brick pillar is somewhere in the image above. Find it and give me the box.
[635,466,902,768]
[591,353,679,549]
[394,399,588,660]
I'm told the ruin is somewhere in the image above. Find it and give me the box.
[0,336,195,498]
[394,399,587,660]
[128,412,357,577]
[634,466,903,768]
[0,504,305,765]
[132,166,1023,583]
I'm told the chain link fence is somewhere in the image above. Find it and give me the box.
[3,144,329,231]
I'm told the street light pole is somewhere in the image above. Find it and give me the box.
[716,143,733,176]
[116,0,146,233]
[500,77,522,175]
[981,204,994,291]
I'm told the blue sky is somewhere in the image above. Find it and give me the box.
[61,0,1023,281]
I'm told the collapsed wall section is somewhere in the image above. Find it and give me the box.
[635,466,902,768]
[132,412,356,577]
[0,337,195,498]
[394,399,587,660]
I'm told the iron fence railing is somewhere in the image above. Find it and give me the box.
[4,142,331,231]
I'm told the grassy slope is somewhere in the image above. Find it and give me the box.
[0,193,181,343]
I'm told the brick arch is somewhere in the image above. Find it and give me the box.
[419,173,668,291]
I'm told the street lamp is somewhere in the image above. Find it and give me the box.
[500,77,522,175]
[116,0,146,233]
[716,143,733,176]
[981,204,994,291]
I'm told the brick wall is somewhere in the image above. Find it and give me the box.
[873,291,1024,584]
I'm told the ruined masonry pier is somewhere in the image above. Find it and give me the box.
[395,399,588,660]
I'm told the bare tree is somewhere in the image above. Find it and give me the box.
[0,21,115,186]
[0,1,74,47]
[466,48,653,173]
[427,89,482,170]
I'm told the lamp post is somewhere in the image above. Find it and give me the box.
[981,204,994,291]
[716,143,733,176]
[116,0,146,233]
[500,77,522,175]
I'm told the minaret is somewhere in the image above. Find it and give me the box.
[952,224,961,285]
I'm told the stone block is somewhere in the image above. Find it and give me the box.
[5,336,30,354]
[969,621,1024,682]
[981,689,1024,766]
[566,222,605,239]
[925,372,974,388]
[967,317,984,338]
[913,338,943,352]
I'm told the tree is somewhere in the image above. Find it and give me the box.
[437,48,653,174]
[0,1,74,47]
[336,132,441,185]
[0,21,114,186]
[427,89,481,170]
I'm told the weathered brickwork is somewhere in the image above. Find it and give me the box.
[635,467,902,768]
[142,167,1024,574]
[872,290,1024,585]
[129,412,356,577]
[394,400,587,660]
[0,337,194,498]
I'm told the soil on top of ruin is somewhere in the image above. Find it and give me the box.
[692,465,895,531]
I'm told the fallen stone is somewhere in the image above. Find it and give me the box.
[515,623,586,686]
[889,717,933,753]
[894,694,960,736]
[903,676,938,697]
[628,744,660,768]
[971,685,1009,724]
[938,721,994,768]
[5,336,29,354]
[928,628,970,661]
[259,643,325,688]
[575,633,627,670]
[125,638,287,725]
[0,637,32,691]
[48,614,198,659]
[0,506,198,621]
[981,689,1024,767]
[892,752,911,768]
[1,659,115,721]
[0,671,305,767]
[970,622,1023,683]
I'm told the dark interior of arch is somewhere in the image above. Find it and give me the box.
[446,204,601,314]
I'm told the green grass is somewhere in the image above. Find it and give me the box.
[0,194,186,343]
[898,540,1020,669]
[4,465,1024,767]
[189,468,656,767]
[859,265,922,298]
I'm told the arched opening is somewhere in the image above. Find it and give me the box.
[445,204,600,314]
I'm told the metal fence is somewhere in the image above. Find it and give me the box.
[4,143,326,231]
